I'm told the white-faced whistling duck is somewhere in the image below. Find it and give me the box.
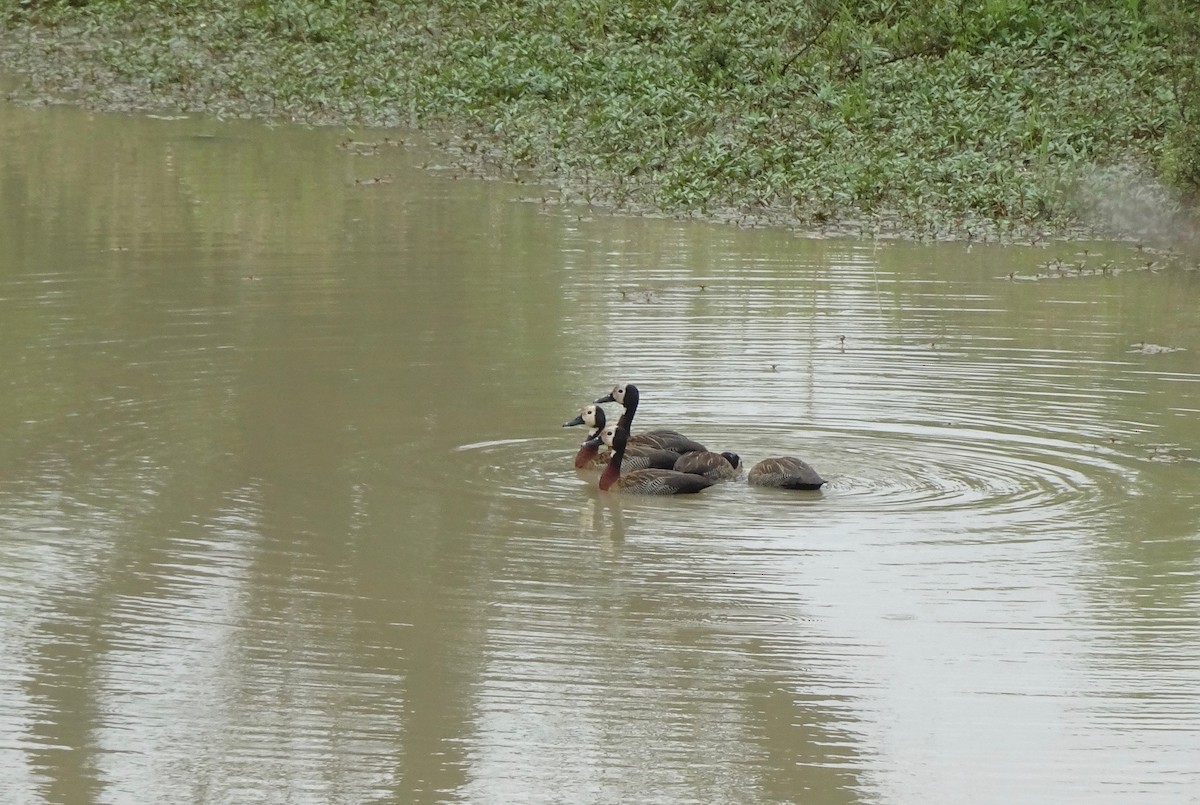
[746,456,825,490]
[598,425,715,495]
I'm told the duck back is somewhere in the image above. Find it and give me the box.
[672,450,741,481]
[635,429,708,454]
[619,444,681,471]
[747,457,825,490]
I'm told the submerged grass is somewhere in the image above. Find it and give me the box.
[2,0,1197,239]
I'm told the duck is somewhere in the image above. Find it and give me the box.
[746,456,826,490]
[586,424,704,473]
[598,425,715,495]
[563,404,688,470]
[594,383,707,454]
[672,449,743,481]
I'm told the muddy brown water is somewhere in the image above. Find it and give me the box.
[2,95,1199,804]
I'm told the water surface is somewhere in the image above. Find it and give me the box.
[1,95,1199,804]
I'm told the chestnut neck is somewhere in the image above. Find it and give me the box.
[599,456,620,490]
[574,439,601,469]
[599,430,626,490]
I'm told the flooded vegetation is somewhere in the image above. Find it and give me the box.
[2,92,1199,803]
[3,0,1200,239]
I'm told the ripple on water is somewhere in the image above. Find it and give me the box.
[454,436,587,509]
[809,422,1136,529]
[450,402,1141,545]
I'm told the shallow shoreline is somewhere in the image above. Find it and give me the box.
[1,8,1196,247]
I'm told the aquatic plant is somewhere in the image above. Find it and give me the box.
[1,0,1197,239]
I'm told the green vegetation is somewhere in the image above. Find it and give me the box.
[1154,0,1200,197]
[3,0,1199,238]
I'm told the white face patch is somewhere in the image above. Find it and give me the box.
[581,404,599,426]
[600,424,619,447]
[612,384,627,404]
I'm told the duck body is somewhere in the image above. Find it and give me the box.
[747,456,825,490]
[599,425,715,495]
[614,444,684,472]
[672,450,742,481]
[633,429,708,455]
[605,467,716,495]
[586,424,696,473]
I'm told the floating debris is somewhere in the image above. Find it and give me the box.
[336,137,405,155]
[1129,342,1185,354]
[1004,257,1164,281]
[1147,444,1192,463]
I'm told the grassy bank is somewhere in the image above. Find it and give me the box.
[2,0,1198,240]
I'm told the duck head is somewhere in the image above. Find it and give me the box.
[563,403,606,430]
[570,406,610,469]
[720,451,741,469]
[598,425,632,490]
[594,382,639,408]
[595,423,620,450]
